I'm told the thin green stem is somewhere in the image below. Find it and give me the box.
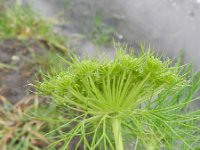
[112,118,124,150]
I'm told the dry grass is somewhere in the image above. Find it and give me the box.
[0,95,50,150]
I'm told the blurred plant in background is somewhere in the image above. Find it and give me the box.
[0,1,67,52]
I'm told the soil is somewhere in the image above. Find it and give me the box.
[0,39,48,103]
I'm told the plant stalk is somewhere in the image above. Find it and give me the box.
[112,118,124,150]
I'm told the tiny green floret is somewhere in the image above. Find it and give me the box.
[36,48,200,149]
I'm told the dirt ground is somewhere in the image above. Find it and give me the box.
[0,39,49,103]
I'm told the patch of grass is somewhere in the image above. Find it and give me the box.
[0,95,53,150]
[0,2,67,52]
[35,45,200,149]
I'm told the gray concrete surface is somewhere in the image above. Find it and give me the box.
[22,0,200,70]
[108,0,200,69]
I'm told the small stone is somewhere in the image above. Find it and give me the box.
[118,34,123,40]
[11,55,20,62]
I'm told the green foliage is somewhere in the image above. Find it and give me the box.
[36,46,200,149]
[0,2,67,52]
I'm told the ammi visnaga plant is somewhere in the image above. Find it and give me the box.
[36,46,200,150]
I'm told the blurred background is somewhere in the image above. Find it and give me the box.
[17,0,200,70]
